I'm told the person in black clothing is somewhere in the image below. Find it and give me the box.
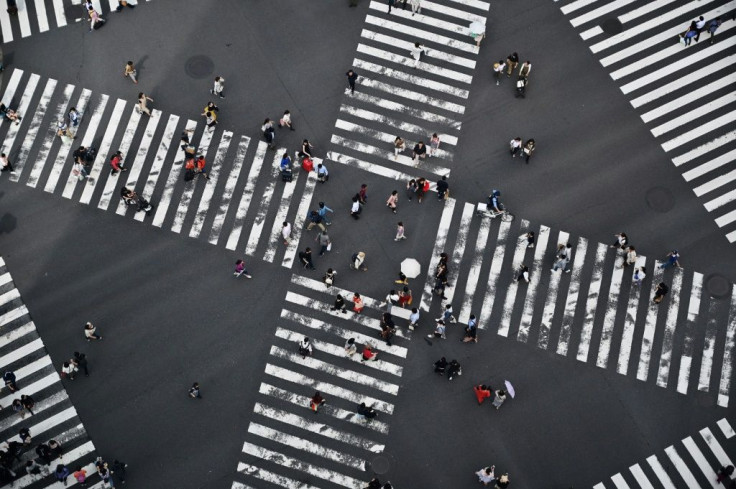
[3,371,18,392]
[447,359,462,381]
[72,352,89,377]
[20,394,35,415]
[653,282,669,304]
[48,439,63,459]
[357,402,377,420]
[19,427,32,445]
[434,356,448,375]
[436,175,449,200]
[365,477,382,489]
[331,294,347,313]
[111,459,127,484]
[35,443,53,466]
[517,264,530,283]
[346,70,358,94]
[298,248,316,270]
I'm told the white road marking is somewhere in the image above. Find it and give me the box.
[458,212,491,324]
[538,231,569,350]
[171,126,215,233]
[698,301,720,392]
[225,141,268,249]
[576,243,607,362]
[616,255,646,375]
[628,464,655,489]
[134,114,180,221]
[282,171,318,268]
[677,273,703,394]
[209,136,250,245]
[647,455,677,489]
[596,256,624,368]
[664,445,702,489]
[498,220,531,337]
[517,226,550,343]
[478,220,511,329]
[718,288,736,407]
[637,263,665,381]
[420,198,456,312]
[188,131,233,235]
[353,58,470,98]
[656,268,684,388]
[97,107,141,210]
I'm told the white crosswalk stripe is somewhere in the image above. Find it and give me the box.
[559,0,736,243]
[0,257,103,487]
[0,69,327,267]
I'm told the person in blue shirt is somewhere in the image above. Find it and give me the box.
[488,190,503,213]
[280,153,291,172]
[318,202,333,225]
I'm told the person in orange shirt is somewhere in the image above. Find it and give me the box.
[195,155,210,180]
[474,384,492,405]
[352,293,364,313]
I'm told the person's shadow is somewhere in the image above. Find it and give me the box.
[0,191,17,234]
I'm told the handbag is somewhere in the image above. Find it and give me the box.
[326,242,332,251]
[444,189,450,200]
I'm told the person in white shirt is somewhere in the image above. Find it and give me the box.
[493,60,506,85]
[410,42,425,68]
[281,222,292,245]
[694,15,706,41]
[211,76,225,98]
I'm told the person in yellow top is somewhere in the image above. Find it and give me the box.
[202,102,218,131]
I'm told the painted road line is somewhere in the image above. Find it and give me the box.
[628,464,655,489]
[281,309,408,359]
[458,211,491,325]
[33,0,49,32]
[560,0,596,15]
[344,89,461,129]
[171,126,215,233]
[447,0,490,10]
[636,262,665,381]
[420,198,456,313]
[683,436,719,487]
[418,0,487,22]
[282,171,317,268]
[151,119,198,226]
[0,272,9,287]
[0,321,34,346]
[698,301,720,392]
[0,288,20,306]
[368,1,473,37]
[47,86,92,193]
[209,136,250,245]
[189,131,233,236]
[715,209,736,228]
[58,92,106,197]
[0,336,42,368]
[78,98,126,203]
[353,59,469,99]
[478,220,511,329]
[259,382,389,433]
[580,0,679,40]
[718,288,736,407]
[569,0,637,28]
[2,72,39,157]
[576,243,608,363]
[656,267,684,388]
[701,427,735,473]
[285,291,407,340]
[677,273,703,394]
[596,257,624,368]
[517,225,550,343]
[17,0,31,38]
[97,107,141,210]
[538,231,569,350]
[685,148,736,184]
[225,142,268,248]
[25,82,74,188]
[353,76,465,114]
[727,229,736,244]
[443,203,474,305]
[497,220,531,337]
[0,69,23,114]
[653,92,736,138]
[665,445,702,489]
[340,104,459,145]
[134,114,180,221]
[1,441,96,489]
[360,29,476,69]
[245,155,277,255]
[0,356,52,396]
[253,402,384,453]
[0,304,29,329]
[356,43,473,84]
[695,167,736,198]
[114,109,162,215]
[264,364,394,415]
[641,77,735,124]
[364,15,478,55]
[3,77,41,181]
[647,455,677,489]
[236,462,320,489]
[718,419,735,439]
[674,130,736,167]
[705,187,736,213]
[53,0,67,28]
[275,327,402,376]
[616,255,646,375]
[611,473,631,489]
[325,150,423,188]
[0,373,59,411]
[263,166,299,262]
[0,387,67,431]
[0,6,13,44]
[7,405,77,442]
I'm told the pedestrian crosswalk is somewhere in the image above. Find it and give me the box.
[0,0,152,44]
[558,0,736,243]
[0,256,106,488]
[0,68,318,268]
[232,274,409,489]
[594,417,736,489]
[325,0,491,182]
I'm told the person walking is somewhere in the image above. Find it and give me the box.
[3,370,18,392]
[410,42,426,68]
[394,136,406,160]
[318,202,333,225]
[316,231,331,256]
[323,268,337,288]
[495,473,510,488]
[682,21,698,46]
[350,196,362,220]
[387,0,394,14]
[357,183,368,204]
[633,266,646,286]
[20,394,35,415]
[434,356,447,374]
[234,259,252,278]
[412,141,427,164]
[211,76,225,98]
[54,464,70,484]
[405,179,417,201]
[194,154,210,180]
[463,315,478,343]
[436,175,449,201]
[659,250,682,269]
[517,264,530,283]
[109,150,126,175]
[551,244,570,272]
[345,337,358,356]
[416,177,428,203]
[357,402,378,420]
[346,69,358,94]
[476,465,495,485]
[362,344,378,362]
[298,337,313,358]
[440,304,456,323]
[202,105,218,131]
[111,460,127,485]
[12,398,26,418]
[409,0,422,14]
[352,293,364,313]
[351,251,368,271]
[398,286,412,308]
[428,319,446,339]
[408,307,420,330]
[73,466,87,485]
[506,52,519,77]
[278,109,293,130]
[621,245,637,268]
[493,60,506,85]
[491,389,507,410]
[525,231,535,248]
[519,60,532,81]
[708,17,722,44]
[84,322,102,341]
[115,0,135,11]
[653,282,669,304]
[0,153,15,174]
[395,221,407,241]
[386,190,398,214]
[717,465,735,484]
[694,15,706,41]
[317,163,329,183]
[61,361,77,380]
[429,133,441,157]
[262,118,276,150]
[509,137,522,157]
[307,211,326,232]
[282,222,292,245]
[137,93,153,116]
[87,5,104,31]
[331,294,348,313]
[610,232,629,250]
[123,61,137,84]
[310,392,326,413]
[298,248,316,270]
[189,382,201,398]
[522,139,535,163]
[72,352,89,376]
[447,359,462,380]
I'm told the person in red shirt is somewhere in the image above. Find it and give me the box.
[195,155,210,180]
[474,384,492,405]
[109,151,126,175]
[361,344,377,362]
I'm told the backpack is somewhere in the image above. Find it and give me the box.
[184,169,195,182]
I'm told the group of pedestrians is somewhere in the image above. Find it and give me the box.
[508,137,535,163]
[680,15,723,46]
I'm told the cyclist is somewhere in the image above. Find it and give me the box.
[488,189,503,214]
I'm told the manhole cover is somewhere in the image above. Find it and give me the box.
[185,55,214,79]
[601,18,623,35]
[645,187,674,213]
[369,455,390,474]
[705,274,731,299]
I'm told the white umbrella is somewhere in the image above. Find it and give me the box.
[400,258,422,279]
[504,380,516,398]
[469,20,485,36]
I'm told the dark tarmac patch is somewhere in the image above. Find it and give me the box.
[645,186,675,213]
[368,454,391,475]
[601,18,623,35]
[705,274,732,299]
[185,55,214,79]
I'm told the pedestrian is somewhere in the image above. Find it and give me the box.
[365,477,382,489]
[434,356,447,374]
[278,109,293,130]
[54,464,70,484]
[394,136,406,159]
[99,465,113,487]
[495,473,510,488]
[306,210,326,232]
[189,382,201,399]
[440,304,456,323]
[123,61,137,84]
[653,282,669,304]
[434,263,448,299]
[380,314,395,346]
[298,139,314,160]
[469,21,485,47]
[474,385,492,405]
[12,398,25,418]
[318,202,333,225]
[115,0,135,10]
[633,266,646,286]
[0,153,15,174]
[416,177,428,203]
[659,250,681,269]
[70,351,89,377]
[395,221,407,241]
[682,22,698,46]
[345,337,358,356]
[436,175,449,201]
[410,42,426,68]
[362,344,378,362]
[428,319,446,339]
[708,17,722,44]
[427,133,441,158]
[519,60,532,80]
[3,370,17,392]
[282,222,292,245]
[506,52,519,77]
[310,391,326,413]
[357,402,377,420]
[463,315,478,343]
[694,15,706,41]
[19,427,31,445]
[447,359,462,380]
[610,232,629,250]
[316,231,331,256]
[551,244,569,272]
[61,361,77,380]
[137,93,153,116]
[317,163,329,182]
[331,294,348,313]
[409,307,420,330]
[525,231,535,248]
[0,103,22,124]
[382,291,400,311]
[298,248,316,270]
[36,442,53,467]
[387,0,394,14]
[509,137,522,157]
[324,268,336,287]
[195,154,211,180]
[395,271,409,285]
[353,293,364,313]
[346,69,358,94]
[202,106,218,131]
[412,141,427,164]
[386,190,398,214]
[211,76,225,98]
[73,466,87,485]
[409,0,421,14]
[351,251,368,271]
[491,389,507,410]
[350,196,362,220]
[262,118,276,149]
[522,139,535,164]
[622,245,637,268]
[717,465,735,483]
[111,460,127,485]
[234,259,252,278]
[87,6,104,31]
[493,60,505,85]
[25,460,43,477]
[298,337,313,358]
[48,439,63,459]
[358,183,368,204]
[109,150,126,175]
[68,107,80,131]
[398,286,412,308]
[56,120,74,139]
[476,465,495,485]
[517,264,530,283]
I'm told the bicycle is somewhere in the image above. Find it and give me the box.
[475,202,514,222]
